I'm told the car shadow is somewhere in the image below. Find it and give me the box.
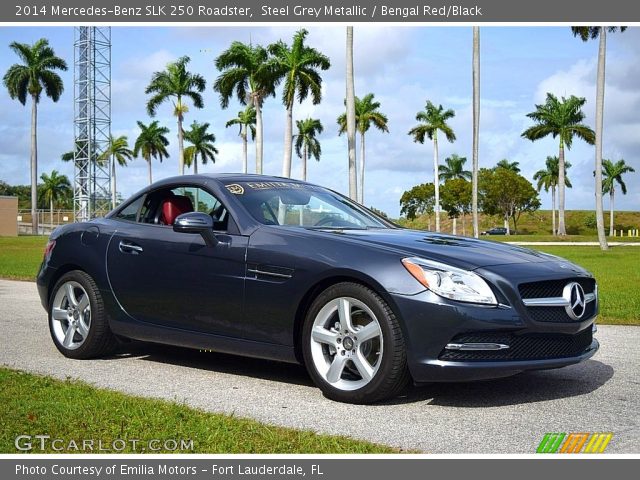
[105,343,613,407]
[107,341,314,387]
[391,360,614,407]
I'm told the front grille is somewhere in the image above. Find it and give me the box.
[438,328,593,361]
[528,301,597,323]
[519,277,595,299]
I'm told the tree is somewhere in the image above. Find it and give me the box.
[572,27,627,251]
[472,26,480,239]
[345,27,357,201]
[3,38,67,234]
[439,154,471,181]
[215,41,277,175]
[479,168,541,234]
[440,178,472,235]
[294,118,323,181]
[495,159,521,172]
[408,101,456,232]
[39,170,71,226]
[146,56,205,175]
[533,156,572,235]
[225,106,256,174]
[337,93,389,203]
[97,135,133,209]
[183,121,218,174]
[600,159,635,236]
[400,183,435,222]
[521,93,595,235]
[133,121,170,185]
[269,29,330,179]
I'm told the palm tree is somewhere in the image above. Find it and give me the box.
[97,135,133,209]
[183,121,218,174]
[521,93,595,236]
[225,106,256,174]
[215,42,276,175]
[345,27,357,201]
[572,27,626,250]
[601,159,635,236]
[533,156,572,235]
[145,56,205,175]
[269,29,330,179]
[439,154,471,181]
[472,26,480,239]
[337,93,389,203]
[408,101,456,232]
[133,121,170,185]
[39,170,71,226]
[294,118,323,181]
[495,159,521,172]
[3,38,67,234]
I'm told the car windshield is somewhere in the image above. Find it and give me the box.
[223,181,389,229]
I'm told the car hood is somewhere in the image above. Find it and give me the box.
[323,228,559,270]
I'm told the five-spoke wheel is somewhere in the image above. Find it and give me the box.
[302,282,409,404]
[48,270,117,359]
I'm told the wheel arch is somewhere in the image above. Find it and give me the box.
[47,264,88,308]
[292,272,404,365]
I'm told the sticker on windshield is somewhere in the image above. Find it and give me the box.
[225,184,245,195]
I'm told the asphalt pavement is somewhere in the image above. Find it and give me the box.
[0,279,637,453]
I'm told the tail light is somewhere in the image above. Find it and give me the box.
[43,240,56,261]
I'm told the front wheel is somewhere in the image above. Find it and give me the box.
[49,270,117,359]
[301,282,410,404]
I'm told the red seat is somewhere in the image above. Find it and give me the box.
[159,195,194,225]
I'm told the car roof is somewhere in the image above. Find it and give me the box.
[153,173,311,186]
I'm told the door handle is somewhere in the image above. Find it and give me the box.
[118,240,143,254]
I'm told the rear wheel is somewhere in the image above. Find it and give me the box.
[49,270,117,359]
[302,282,410,404]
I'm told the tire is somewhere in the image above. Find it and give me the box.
[301,282,410,404]
[48,270,117,359]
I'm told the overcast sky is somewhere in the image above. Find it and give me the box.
[0,26,638,216]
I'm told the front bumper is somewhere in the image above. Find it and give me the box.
[390,290,598,383]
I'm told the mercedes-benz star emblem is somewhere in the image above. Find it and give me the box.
[563,282,586,320]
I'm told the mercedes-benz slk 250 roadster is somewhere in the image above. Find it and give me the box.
[37,174,599,403]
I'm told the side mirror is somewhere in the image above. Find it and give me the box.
[173,212,218,246]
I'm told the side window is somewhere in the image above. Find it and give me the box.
[115,195,145,222]
[170,187,229,231]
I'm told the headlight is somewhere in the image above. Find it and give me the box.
[401,256,497,305]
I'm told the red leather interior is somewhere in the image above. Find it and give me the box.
[160,195,194,225]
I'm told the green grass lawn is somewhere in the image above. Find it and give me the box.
[492,234,640,243]
[0,236,637,325]
[0,367,397,454]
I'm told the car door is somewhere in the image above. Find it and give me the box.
[106,185,248,338]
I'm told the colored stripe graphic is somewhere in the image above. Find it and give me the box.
[537,433,613,453]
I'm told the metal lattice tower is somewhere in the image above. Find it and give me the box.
[73,27,111,222]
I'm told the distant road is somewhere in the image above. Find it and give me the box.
[0,279,637,453]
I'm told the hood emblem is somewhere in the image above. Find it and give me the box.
[563,282,586,320]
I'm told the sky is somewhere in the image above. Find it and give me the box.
[0,26,638,217]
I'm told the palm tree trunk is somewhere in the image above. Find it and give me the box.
[241,127,248,174]
[193,153,198,175]
[282,102,293,178]
[462,213,466,236]
[30,96,38,235]
[346,26,358,201]
[147,157,153,185]
[557,140,567,236]
[472,26,480,239]
[452,217,457,235]
[358,132,366,204]
[504,215,510,235]
[551,186,556,235]
[111,154,117,209]
[609,189,615,236]
[595,28,609,250]
[254,97,264,174]
[177,113,185,175]
[50,199,53,228]
[433,134,440,232]
[302,145,308,181]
